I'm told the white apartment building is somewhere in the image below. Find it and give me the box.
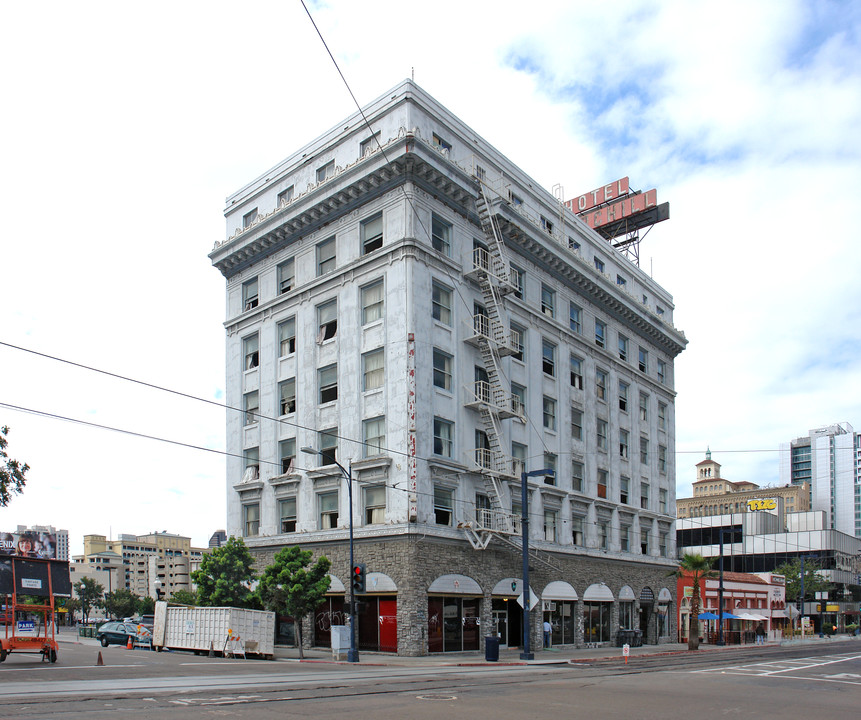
[210,80,687,655]
[779,422,861,538]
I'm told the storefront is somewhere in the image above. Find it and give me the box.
[428,574,482,652]
[618,585,636,630]
[542,580,578,646]
[490,577,528,649]
[582,583,614,644]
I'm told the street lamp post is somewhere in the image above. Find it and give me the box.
[302,446,359,663]
[520,467,555,661]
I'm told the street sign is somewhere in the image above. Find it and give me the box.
[622,644,630,656]
[516,592,539,610]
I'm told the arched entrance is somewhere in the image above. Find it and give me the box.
[427,574,482,652]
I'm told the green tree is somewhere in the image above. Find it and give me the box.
[0,425,29,506]
[61,597,81,624]
[168,589,198,606]
[137,596,155,615]
[103,588,139,620]
[258,546,331,659]
[75,577,104,624]
[775,558,829,605]
[668,553,716,651]
[192,536,257,608]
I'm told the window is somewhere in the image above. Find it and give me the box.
[639,393,649,422]
[318,364,338,403]
[511,265,524,299]
[619,381,629,412]
[279,438,296,475]
[510,192,523,206]
[511,383,526,415]
[594,257,605,273]
[361,213,383,254]
[277,185,294,207]
[431,281,452,325]
[360,132,380,157]
[659,445,667,474]
[362,349,384,391]
[572,516,584,546]
[620,429,629,459]
[363,417,386,457]
[242,277,258,311]
[364,485,386,524]
[659,488,668,514]
[597,419,608,450]
[317,236,336,276]
[542,339,556,377]
[641,482,650,510]
[659,531,668,557]
[432,133,452,152]
[621,525,630,552]
[243,208,258,228]
[616,274,627,287]
[243,503,259,537]
[431,348,453,391]
[433,417,453,457]
[640,437,649,465]
[277,259,294,294]
[598,521,608,549]
[316,160,334,183]
[618,334,628,362]
[243,334,259,370]
[657,305,665,317]
[572,461,584,493]
[279,497,297,533]
[279,378,296,415]
[570,355,583,390]
[512,442,527,477]
[244,447,259,480]
[540,215,553,234]
[540,284,555,318]
[361,280,384,324]
[244,391,259,425]
[569,303,582,334]
[475,430,490,468]
[620,476,630,504]
[544,509,558,542]
[434,486,453,525]
[596,369,607,401]
[657,359,666,384]
[511,322,525,361]
[571,408,583,441]
[278,318,296,356]
[320,428,338,466]
[641,527,650,554]
[544,453,557,485]
[597,469,608,499]
[543,396,557,431]
[431,214,452,256]
[319,492,339,529]
[595,319,606,348]
[317,300,337,341]
[568,236,581,251]
[658,402,667,431]
[638,347,648,373]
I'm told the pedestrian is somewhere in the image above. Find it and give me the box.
[543,620,552,649]
[755,622,766,645]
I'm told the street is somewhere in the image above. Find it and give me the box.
[0,637,858,719]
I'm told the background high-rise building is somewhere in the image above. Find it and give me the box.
[779,423,861,538]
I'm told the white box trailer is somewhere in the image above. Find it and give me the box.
[152,602,275,659]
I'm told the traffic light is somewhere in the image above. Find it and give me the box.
[351,563,366,594]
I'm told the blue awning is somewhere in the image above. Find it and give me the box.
[697,612,719,619]
[721,612,740,619]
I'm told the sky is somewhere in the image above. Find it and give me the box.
[1,0,860,558]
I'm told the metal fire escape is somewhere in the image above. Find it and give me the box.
[463,181,523,549]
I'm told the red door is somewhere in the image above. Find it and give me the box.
[379,598,397,653]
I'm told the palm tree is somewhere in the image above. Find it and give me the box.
[668,553,715,650]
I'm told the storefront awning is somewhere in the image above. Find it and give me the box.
[541,581,578,601]
[771,609,788,618]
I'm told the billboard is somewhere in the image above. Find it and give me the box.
[0,557,71,597]
[0,530,58,559]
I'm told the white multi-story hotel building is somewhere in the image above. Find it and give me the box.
[210,80,687,655]
[779,422,861,539]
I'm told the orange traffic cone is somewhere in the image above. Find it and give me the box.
[96,651,104,666]
[127,635,133,650]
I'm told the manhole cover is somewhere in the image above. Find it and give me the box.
[416,694,458,701]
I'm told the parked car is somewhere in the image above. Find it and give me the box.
[96,621,151,648]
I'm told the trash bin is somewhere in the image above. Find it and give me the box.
[632,629,643,647]
[616,629,635,647]
[485,635,500,662]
